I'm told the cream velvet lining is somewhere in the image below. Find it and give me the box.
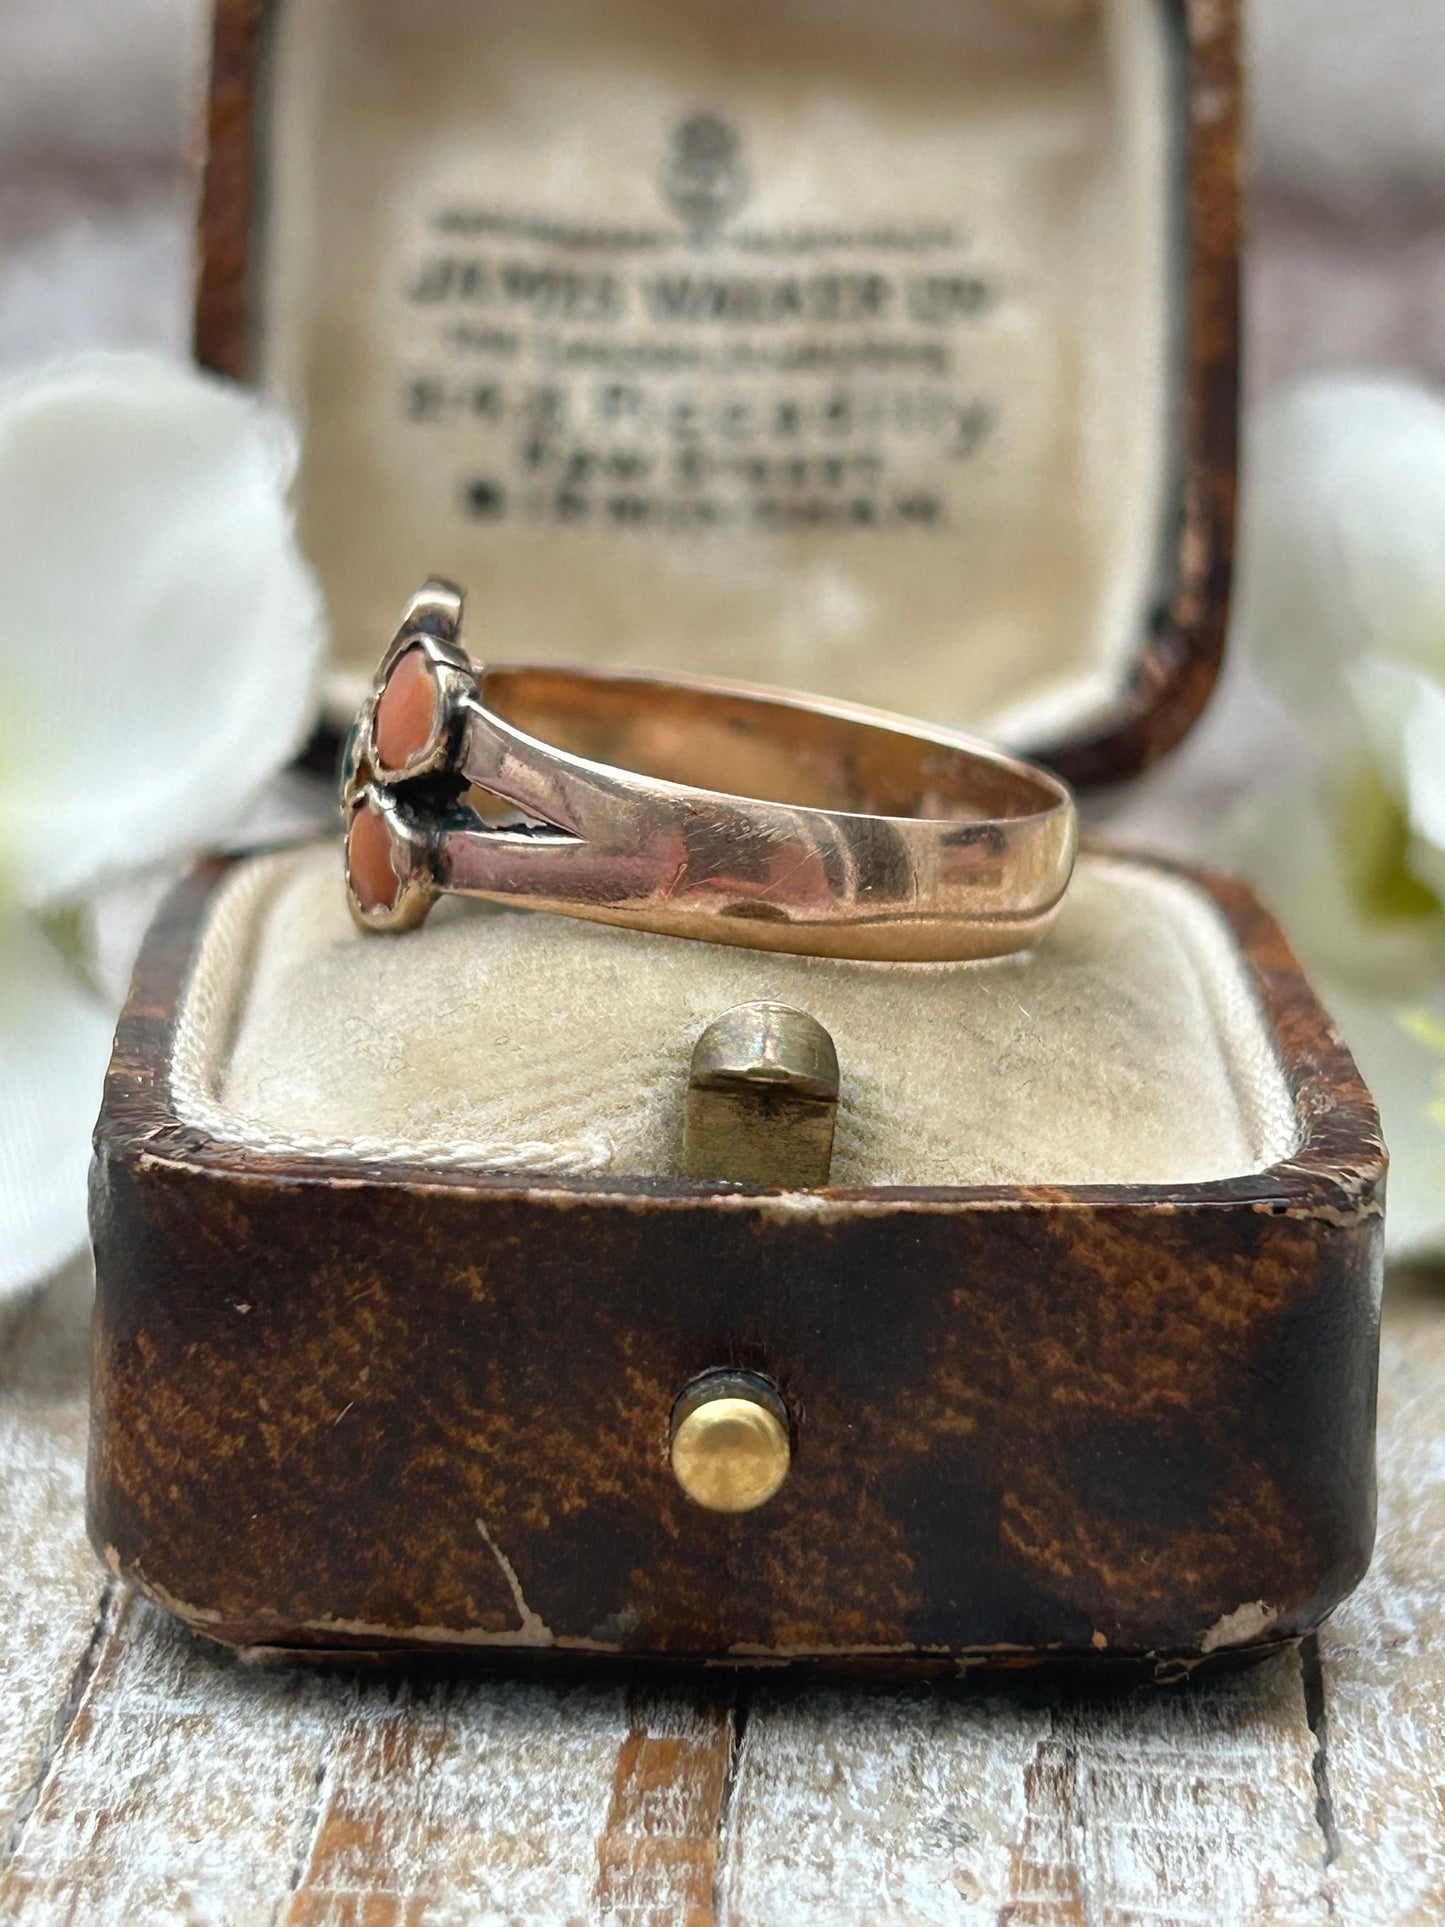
[260,0,1175,744]
[169,845,1297,1187]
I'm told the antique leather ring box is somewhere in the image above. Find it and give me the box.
[88,0,1385,1674]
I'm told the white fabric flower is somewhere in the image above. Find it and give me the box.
[1227,377,1445,1259]
[0,354,326,1299]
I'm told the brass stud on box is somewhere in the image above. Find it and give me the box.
[669,1371,793,1513]
[683,1002,839,1188]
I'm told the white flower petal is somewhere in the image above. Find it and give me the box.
[0,353,327,909]
[1402,673,1445,857]
[0,914,115,1300]
[1410,838,1445,913]
[1345,656,1417,802]
[1218,773,1444,996]
[1236,378,1445,733]
[1314,980,1445,1263]
[1346,657,1445,901]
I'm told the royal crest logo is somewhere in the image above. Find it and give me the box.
[661,113,749,239]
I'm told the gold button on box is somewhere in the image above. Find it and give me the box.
[669,1372,792,1513]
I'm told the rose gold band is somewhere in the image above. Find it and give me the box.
[342,581,1077,962]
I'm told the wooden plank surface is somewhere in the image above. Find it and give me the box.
[1318,1269,1445,1926]
[0,1261,110,1835]
[0,1263,1441,1925]
[718,1653,1325,1924]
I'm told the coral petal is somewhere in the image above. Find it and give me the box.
[348,806,400,911]
[375,647,438,771]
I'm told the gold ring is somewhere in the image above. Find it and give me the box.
[341,580,1077,963]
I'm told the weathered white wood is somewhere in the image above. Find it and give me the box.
[1029,1662,1325,1927]
[0,1586,740,1926]
[716,1656,1327,1926]
[0,1591,341,1925]
[0,1258,109,1832]
[278,1680,730,1927]
[1,1260,1443,1924]
[588,1688,737,1927]
[1319,1277,1445,1925]
[717,1683,1046,1923]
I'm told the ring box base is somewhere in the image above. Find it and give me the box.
[88,847,1383,1674]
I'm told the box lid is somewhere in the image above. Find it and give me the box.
[195,0,1238,788]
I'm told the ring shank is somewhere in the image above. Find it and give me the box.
[477,666,1063,826]
[426,664,1078,962]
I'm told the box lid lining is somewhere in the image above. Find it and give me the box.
[243,0,1192,755]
